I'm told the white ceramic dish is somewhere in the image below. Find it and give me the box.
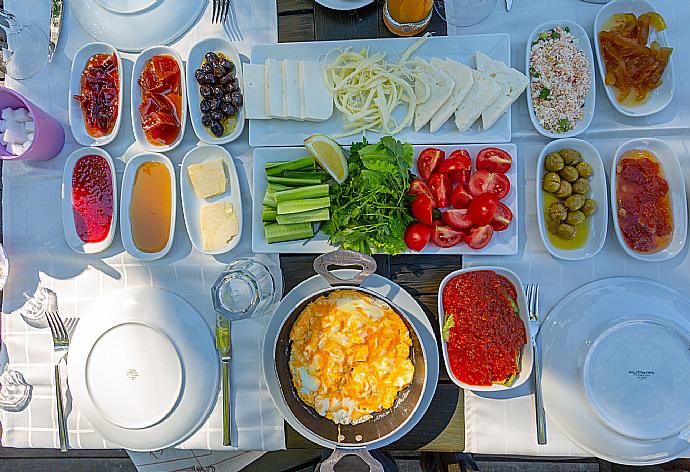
[536,138,608,261]
[131,46,187,152]
[593,0,675,117]
[437,266,533,392]
[540,277,690,465]
[262,269,439,449]
[61,147,118,254]
[68,42,123,146]
[180,145,243,255]
[69,287,220,451]
[120,152,176,261]
[186,37,245,144]
[525,20,596,138]
[249,34,511,147]
[610,138,687,261]
[94,0,157,14]
[252,144,518,255]
[314,0,374,10]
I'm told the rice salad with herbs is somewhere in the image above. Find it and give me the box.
[529,26,591,133]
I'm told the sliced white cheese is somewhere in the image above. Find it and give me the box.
[200,201,239,252]
[299,61,333,121]
[429,58,474,133]
[243,64,269,120]
[454,69,500,133]
[413,59,455,132]
[475,51,528,130]
[187,159,227,199]
[282,60,302,120]
[265,58,284,118]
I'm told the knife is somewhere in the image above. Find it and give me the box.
[48,0,64,62]
[215,315,232,446]
[506,0,513,11]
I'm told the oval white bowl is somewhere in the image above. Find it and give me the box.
[186,37,245,144]
[61,147,118,254]
[536,138,608,261]
[130,46,187,152]
[526,20,596,138]
[593,0,675,117]
[437,266,533,392]
[610,138,687,261]
[69,42,123,146]
[180,145,243,255]
[120,152,177,261]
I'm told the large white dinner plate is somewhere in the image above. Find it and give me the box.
[70,0,206,53]
[262,269,439,449]
[540,277,690,465]
[252,144,518,255]
[68,288,220,451]
[314,0,374,10]
[249,34,511,147]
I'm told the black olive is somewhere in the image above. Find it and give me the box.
[205,52,219,64]
[210,121,224,137]
[201,62,213,74]
[200,99,211,113]
[213,86,224,97]
[213,63,224,78]
[223,82,236,93]
[221,59,235,74]
[222,93,234,104]
[230,91,243,108]
[199,85,213,98]
[219,72,234,85]
[210,111,224,121]
[203,73,216,85]
[208,98,221,111]
[231,77,240,90]
[221,103,237,117]
[194,69,205,83]
[201,113,213,127]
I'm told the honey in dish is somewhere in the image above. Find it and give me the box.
[130,161,172,253]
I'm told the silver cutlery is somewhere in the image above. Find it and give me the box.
[525,284,547,445]
[46,311,78,452]
[215,315,232,446]
[505,0,513,11]
[48,0,64,62]
[226,0,243,42]
[212,0,231,24]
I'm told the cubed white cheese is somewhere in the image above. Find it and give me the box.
[243,64,269,120]
[265,59,285,118]
[282,60,302,120]
[299,61,333,122]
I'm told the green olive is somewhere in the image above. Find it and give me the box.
[576,161,593,178]
[560,165,579,183]
[564,194,585,211]
[548,201,568,222]
[582,199,597,216]
[542,172,561,193]
[566,210,586,226]
[554,180,573,199]
[559,149,582,166]
[572,178,590,195]
[557,223,577,240]
[547,217,560,234]
[545,153,565,172]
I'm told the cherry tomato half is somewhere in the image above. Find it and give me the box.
[417,148,445,181]
[465,225,495,250]
[450,183,474,209]
[431,221,466,248]
[476,147,513,174]
[408,178,435,207]
[468,170,511,199]
[438,150,471,184]
[404,223,432,251]
[428,173,452,208]
[468,193,498,226]
[442,209,473,229]
[411,194,434,225]
[490,202,513,231]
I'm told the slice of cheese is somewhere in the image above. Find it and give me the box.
[282,60,302,120]
[454,69,500,133]
[200,201,239,252]
[187,159,227,199]
[265,59,284,118]
[414,59,455,132]
[299,61,334,121]
[429,58,474,133]
[475,51,528,131]
[243,64,269,119]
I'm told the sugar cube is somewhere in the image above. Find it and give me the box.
[24,120,34,132]
[26,132,34,142]
[1,107,14,122]
[9,143,24,155]
[0,120,6,133]
[4,128,26,145]
[14,108,30,123]
[22,140,32,151]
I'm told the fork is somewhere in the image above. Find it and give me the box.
[46,311,78,452]
[525,284,547,445]
[212,0,230,24]
[225,0,243,42]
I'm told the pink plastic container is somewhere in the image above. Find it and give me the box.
[0,86,64,161]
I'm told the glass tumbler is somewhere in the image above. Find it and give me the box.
[211,257,279,321]
[384,0,434,36]
[436,0,498,28]
[0,10,48,80]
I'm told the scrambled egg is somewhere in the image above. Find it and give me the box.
[288,290,415,424]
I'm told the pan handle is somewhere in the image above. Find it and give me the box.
[313,250,377,287]
[319,449,384,472]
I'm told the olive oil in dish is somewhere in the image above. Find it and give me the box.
[543,191,590,250]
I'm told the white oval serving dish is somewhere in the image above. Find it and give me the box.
[526,20,596,138]
[186,37,245,144]
[536,138,608,261]
[610,138,687,261]
[69,42,123,146]
[61,147,118,254]
[593,0,675,117]
[120,152,176,261]
[180,145,243,255]
[131,46,187,152]
[437,266,533,392]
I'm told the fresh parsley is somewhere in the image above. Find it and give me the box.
[539,87,551,99]
[557,118,572,132]
[529,66,540,78]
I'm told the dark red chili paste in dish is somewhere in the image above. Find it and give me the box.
[72,155,113,243]
[442,270,526,386]
[73,53,119,138]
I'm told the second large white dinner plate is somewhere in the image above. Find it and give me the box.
[540,277,690,465]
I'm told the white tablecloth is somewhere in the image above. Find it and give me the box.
[0,0,284,453]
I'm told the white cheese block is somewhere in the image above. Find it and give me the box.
[187,159,227,199]
[475,51,528,131]
[200,201,239,252]
[299,61,333,122]
[413,59,455,132]
[265,59,285,118]
[282,60,302,120]
[454,69,500,133]
[429,58,474,133]
[243,64,269,120]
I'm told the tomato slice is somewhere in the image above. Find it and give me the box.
[468,170,511,199]
[408,178,436,207]
[490,202,513,231]
[465,225,495,249]
[438,150,471,184]
[417,148,445,181]
[404,222,432,251]
[431,221,466,248]
[476,148,513,174]
[442,209,473,229]
[411,195,434,225]
[428,173,452,208]
[468,194,498,226]
[450,183,474,209]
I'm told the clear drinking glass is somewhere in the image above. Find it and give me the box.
[384,0,434,36]
[435,0,498,28]
[211,257,279,321]
[0,10,49,80]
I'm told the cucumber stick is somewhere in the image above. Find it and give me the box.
[277,197,331,215]
[263,192,277,208]
[265,157,315,176]
[267,176,322,186]
[274,184,329,203]
[262,207,277,222]
[266,183,291,193]
[282,171,329,181]
[276,208,329,224]
[264,222,314,243]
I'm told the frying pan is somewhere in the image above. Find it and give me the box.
[272,250,429,471]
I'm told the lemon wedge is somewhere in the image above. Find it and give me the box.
[304,134,348,184]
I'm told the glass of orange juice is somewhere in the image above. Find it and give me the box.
[384,0,434,36]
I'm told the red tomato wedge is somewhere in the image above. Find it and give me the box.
[411,195,434,225]
[428,173,452,208]
[468,194,498,226]
[476,148,512,174]
[490,202,513,231]
[468,170,511,200]
[404,223,432,251]
[450,183,474,209]
[442,209,473,229]
[465,225,495,249]
[417,148,445,181]
[432,221,465,248]
[408,178,435,206]
[438,150,471,184]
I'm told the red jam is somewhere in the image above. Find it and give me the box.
[442,270,526,386]
[73,53,119,138]
[138,55,182,146]
[72,155,113,243]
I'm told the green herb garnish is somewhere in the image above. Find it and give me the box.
[539,87,550,99]
[551,30,561,39]
[442,314,455,342]
[529,66,540,78]
[557,118,573,132]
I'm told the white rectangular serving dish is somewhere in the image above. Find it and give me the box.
[249,34,511,147]
[252,143,518,255]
